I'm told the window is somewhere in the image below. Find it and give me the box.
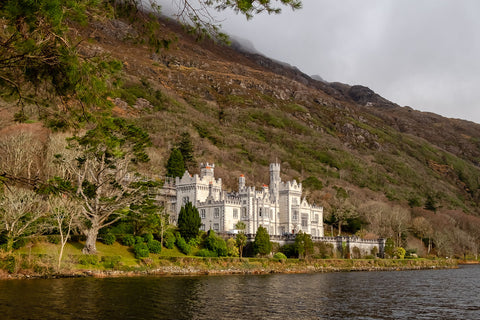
[213,223,219,231]
[242,207,247,218]
[293,210,298,221]
[200,209,206,219]
[259,208,262,217]
[200,224,205,231]
[312,228,316,236]
[182,196,189,205]
[314,214,319,223]
[233,209,238,219]
[214,208,220,218]
[301,214,308,227]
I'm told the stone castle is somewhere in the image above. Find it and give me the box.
[167,162,324,237]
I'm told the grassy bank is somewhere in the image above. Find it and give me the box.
[0,241,459,279]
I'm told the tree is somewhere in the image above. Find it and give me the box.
[412,216,434,254]
[172,0,302,39]
[47,194,82,271]
[253,226,272,256]
[389,206,411,248]
[329,197,356,236]
[0,187,47,251]
[294,231,313,259]
[177,202,201,242]
[166,148,185,178]
[57,117,151,254]
[235,221,247,258]
[178,132,195,171]
[236,233,247,258]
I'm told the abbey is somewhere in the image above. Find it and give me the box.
[170,162,324,237]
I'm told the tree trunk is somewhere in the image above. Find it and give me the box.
[83,227,99,254]
[337,221,343,236]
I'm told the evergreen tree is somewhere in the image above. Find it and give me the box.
[178,132,195,171]
[253,226,272,256]
[294,231,313,259]
[166,148,185,178]
[177,202,201,242]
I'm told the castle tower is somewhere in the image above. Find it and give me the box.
[239,174,246,191]
[200,163,215,178]
[270,162,281,201]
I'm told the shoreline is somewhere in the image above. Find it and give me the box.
[0,258,460,280]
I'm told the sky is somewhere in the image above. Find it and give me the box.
[161,0,480,124]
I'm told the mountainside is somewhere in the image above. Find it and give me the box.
[1,4,480,257]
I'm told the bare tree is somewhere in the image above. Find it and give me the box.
[411,216,434,254]
[0,130,44,181]
[54,118,151,254]
[47,195,82,271]
[0,187,47,251]
[389,206,411,248]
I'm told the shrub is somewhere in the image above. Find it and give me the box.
[122,234,136,247]
[47,235,61,244]
[0,255,16,273]
[135,236,144,245]
[102,233,116,245]
[143,233,154,243]
[196,249,217,257]
[164,231,176,249]
[78,254,99,265]
[394,247,406,259]
[175,234,191,255]
[101,256,122,269]
[273,252,287,261]
[12,237,28,249]
[147,239,162,254]
[204,231,227,257]
[133,243,150,259]
[280,244,297,258]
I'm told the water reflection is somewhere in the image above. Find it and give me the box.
[0,265,479,319]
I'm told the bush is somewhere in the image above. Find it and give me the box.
[135,236,144,245]
[273,252,287,261]
[122,234,136,247]
[102,233,116,245]
[133,243,150,259]
[147,239,162,254]
[280,244,296,258]
[196,249,217,257]
[164,231,176,249]
[78,254,99,265]
[204,231,227,257]
[0,255,16,273]
[13,237,28,249]
[394,247,406,259]
[143,233,154,243]
[175,234,191,255]
[47,235,61,244]
[101,256,122,269]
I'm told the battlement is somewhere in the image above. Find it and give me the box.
[279,180,302,192]
[176,170,222,188]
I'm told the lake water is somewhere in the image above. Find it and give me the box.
[1,265,479,319]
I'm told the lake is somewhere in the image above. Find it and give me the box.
[1,265,479,319]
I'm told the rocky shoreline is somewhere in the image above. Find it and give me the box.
[0,258,460,280]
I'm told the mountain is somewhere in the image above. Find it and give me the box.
[1,4,480,257]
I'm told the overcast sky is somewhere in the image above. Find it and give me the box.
[162,0,480,124]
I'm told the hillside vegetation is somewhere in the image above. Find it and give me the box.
[1,0,480,259]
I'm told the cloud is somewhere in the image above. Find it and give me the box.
[213,0,480,124]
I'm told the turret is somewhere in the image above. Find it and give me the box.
[269,162,281,200]
[200,163,215,178]
[239,174,245,190]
